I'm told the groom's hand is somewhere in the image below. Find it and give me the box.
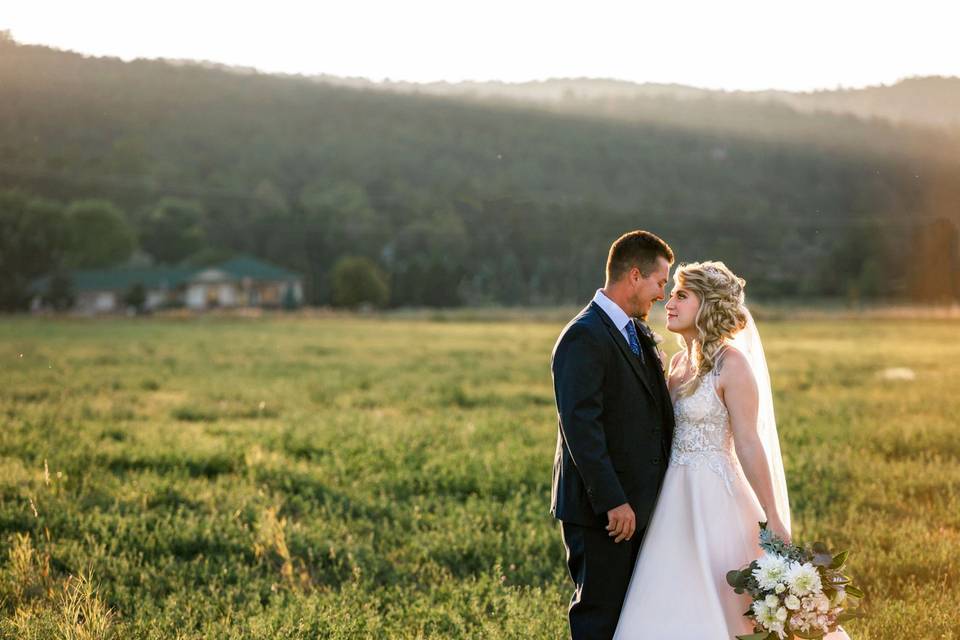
[606,503,636,543]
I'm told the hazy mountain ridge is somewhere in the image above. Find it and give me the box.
[314,75,960,131]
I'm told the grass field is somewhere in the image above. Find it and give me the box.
[1,313,958,638]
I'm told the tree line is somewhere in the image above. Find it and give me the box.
[1,34,958,310]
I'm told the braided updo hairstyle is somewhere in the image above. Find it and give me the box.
[674,260,749,397]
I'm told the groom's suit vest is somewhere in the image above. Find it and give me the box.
[550,302,675,529]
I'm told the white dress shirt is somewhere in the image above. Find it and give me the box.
[592,289,633,344]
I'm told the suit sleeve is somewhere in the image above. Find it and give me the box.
[552,325,627,515]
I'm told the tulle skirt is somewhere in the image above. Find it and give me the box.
[613,458,851,640]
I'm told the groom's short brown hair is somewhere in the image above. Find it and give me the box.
[606,230,674,282]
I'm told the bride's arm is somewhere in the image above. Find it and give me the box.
[719,348,792,543]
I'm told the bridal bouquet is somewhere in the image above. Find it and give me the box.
[726,523,865,640]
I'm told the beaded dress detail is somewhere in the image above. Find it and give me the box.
[669,368,738,495]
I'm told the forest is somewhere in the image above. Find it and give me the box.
[2,32,958,309]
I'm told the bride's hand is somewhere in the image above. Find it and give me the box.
[766,517,791,545]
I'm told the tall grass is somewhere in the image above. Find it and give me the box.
[0,315,957,638]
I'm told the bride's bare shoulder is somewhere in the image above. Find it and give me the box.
[668,350,685,373]
[716,345,754,385]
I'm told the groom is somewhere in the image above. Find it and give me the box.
[550,230,676,639]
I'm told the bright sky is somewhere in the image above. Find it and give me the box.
[3,0,959,91]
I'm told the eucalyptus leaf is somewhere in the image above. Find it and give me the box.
[845,585,865,598]
[830,550,849,569]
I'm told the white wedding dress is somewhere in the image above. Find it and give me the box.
[613,350,851,639]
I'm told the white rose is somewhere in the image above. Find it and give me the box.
[785,594,801,610]
[776,607,788,622]
[765,594,780,608]
[775,583,786,594]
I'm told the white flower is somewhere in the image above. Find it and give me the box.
[765,594,780,608]
[755,602,781,629]
[776,606,788,622]
[752,553,789,590]
[784,594,801,610]
[774,583,786,594]
[752,601,769,619]
[785,562,822,596]
[768,621,787,639]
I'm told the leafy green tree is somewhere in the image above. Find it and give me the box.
[331,256,390,309]
[123,283,147,314]
[0,190,68,310]
[281,284,300,311]
[43,272,75,311]
[65,199,136,267]
[182,247,236,267]
[908,218,960,302]
[140,198,206,264]
[297,181,385,303]
[388,208,467,307]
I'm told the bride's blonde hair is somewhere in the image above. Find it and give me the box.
[674,261,749,396]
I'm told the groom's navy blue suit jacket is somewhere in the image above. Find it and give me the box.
[550,301,675,529]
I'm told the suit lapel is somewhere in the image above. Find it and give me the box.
[633,320,670,414]
[590,302,657,403]
[628,317,675,451]
[630,318,663,378]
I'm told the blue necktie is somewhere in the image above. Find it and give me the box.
[625,321,644,361]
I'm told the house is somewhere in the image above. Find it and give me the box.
[31,256,304,313]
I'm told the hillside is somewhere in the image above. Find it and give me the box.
[334,75,960,132]
[1,35,958,306]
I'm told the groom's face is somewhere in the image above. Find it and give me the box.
[630,256,671,320]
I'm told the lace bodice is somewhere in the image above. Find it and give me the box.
[669,367,740,494]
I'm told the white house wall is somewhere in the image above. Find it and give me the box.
[145,291,167,309]
[95,292,116,312]
[218,284,237,306]
[186,285,206,309]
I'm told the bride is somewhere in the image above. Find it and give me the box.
[613,261,850,639]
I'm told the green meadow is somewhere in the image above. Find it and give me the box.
[1,313,958,639]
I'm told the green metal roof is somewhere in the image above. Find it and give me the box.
[31,266,194,294]
[216,256,300,281]
[31,256,301,293]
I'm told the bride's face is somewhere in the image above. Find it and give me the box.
[665,286,700,334]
